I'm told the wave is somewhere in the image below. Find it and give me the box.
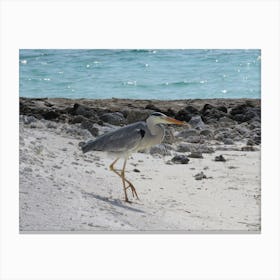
[160,81,198,87]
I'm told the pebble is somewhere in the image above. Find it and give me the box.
[194,172,207,180]
[247,139,255,146]
[188,115,206,129]
[188,152,203,158]
[100,112,126,126]
[176,143,193,153]
[214,155,226,162]
[223,138,234,145]
[23,167,33,172]
[241,146,256,151]
[200,129,213,138]
[177,129,199,139]
[171,155,190,164]
[150,144,171,156]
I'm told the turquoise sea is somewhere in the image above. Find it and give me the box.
[19,49,261,100]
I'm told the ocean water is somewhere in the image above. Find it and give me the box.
[19,49,261,100]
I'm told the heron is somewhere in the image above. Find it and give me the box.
[81,112,187,202]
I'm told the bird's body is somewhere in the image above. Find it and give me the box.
[81,112,186,202]
[82,120,164,158]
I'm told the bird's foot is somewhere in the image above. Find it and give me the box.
[125,183,139,200]
[124,197,132,203]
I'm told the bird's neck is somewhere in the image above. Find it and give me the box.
[146,118,164,136]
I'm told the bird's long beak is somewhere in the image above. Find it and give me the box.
[164,116,187,126]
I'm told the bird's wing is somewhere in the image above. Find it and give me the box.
[82,122,147,153]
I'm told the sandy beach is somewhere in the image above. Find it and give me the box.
[19,98,261,232]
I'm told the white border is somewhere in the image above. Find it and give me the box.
[1,1,279,279]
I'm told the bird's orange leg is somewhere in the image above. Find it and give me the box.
[109,158,129,202]
[121,159,139,201]
[109,158,139,202]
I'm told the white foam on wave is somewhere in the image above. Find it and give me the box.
[124,81,137,86]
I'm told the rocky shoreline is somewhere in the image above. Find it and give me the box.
[20,97,261,153]
[19,97,261,231]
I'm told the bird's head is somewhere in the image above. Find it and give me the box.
[148,112,189,126]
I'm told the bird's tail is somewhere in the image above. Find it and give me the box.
[79,140,95,153]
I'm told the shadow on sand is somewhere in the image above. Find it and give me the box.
[82,192,145,213]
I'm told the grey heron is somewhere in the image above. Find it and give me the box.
[81,112,186,202]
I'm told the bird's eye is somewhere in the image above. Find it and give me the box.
[151,112,163,117]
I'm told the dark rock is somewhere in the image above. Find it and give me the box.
[219,116,236,125]
[46,121,57,129]
[188,115,206,129]
[20,115,37,124]
[44,101,54,107]
[249,121,261,130]
[203,118,219,126]
[230,104,260,123]
[162,127,175,144]
[188,152,203,158]
[196,144,215,154]
[217,106,228,113]
[133,168,140,173]
[185,105,200,114]
[245,100,255,107]
[175,105,200,122]
[81,120,99,137]
[241,146,256,151]
[177,143,214,154]
[165,108,176,117]
[186,135,203,143]
[230,104,248,115]
[23,167,33,173]
[214,155,226,162]
[176,143,193,153]
[70,115,88,124]
[231,114,245,123]
[194,172,207,180]
[126,110,150,124]
[62,125,92,138]
[201,104,215,113]
[234,126,250,137]
[58,114,70,122]
[201,107,227,123]
[42,110,59,120]
[200,129,213,139]
[215,146,240,152]
[214,127,231,134]
[223,138,234,145]
[253,135,261,145]
[171,155,190,164]
[88,114,100,123]
[100,112,126,126]
[247,139,255,146]
[214,132,230,142]
[145,104,160,111]
[177,129,199,139]
[175,109,192,122]
[150,144,171,156]
[72,103,96,118]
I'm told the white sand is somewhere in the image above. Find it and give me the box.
[19,122,261,232]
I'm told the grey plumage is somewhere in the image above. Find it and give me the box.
[82,121,147,155]
[80,112,185,202]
